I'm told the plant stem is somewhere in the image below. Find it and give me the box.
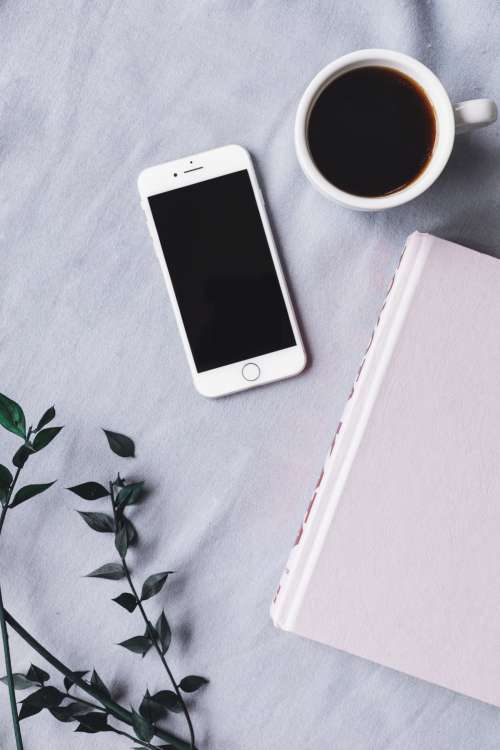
[0,582,23,750]
[109,483,196,750]
[4,609,191,750]
[127,567,196,748]
[0,435,31,750]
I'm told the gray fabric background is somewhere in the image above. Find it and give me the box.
[1,1,500,748]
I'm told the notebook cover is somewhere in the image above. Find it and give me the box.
[272,232,500,708]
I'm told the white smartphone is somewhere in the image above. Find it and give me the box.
[137,144,306,398]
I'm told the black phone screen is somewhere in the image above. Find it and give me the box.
[148,169,296,373]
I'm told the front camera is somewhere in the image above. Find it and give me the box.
[173,172,178,177]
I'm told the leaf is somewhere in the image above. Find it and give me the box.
[90,670,111,700]
[67,482,109,500]
[114,522,128,558]
[35,406,56,432]
[12,443,35,469]
[0,465,12,507]
[19,701,43,720]
[86,562,125,580]
[151,690,183,713]
[116,481,144,509]
[50,701,93,722]
[0,465,13,490]
[112,592,137,613]
[179,675,209,693]
[155,611,171,655]
[64,670,88,692]
[10,482,55,508]
[140,571,172,602]
[131,709,154,742]
[32,426,63,452]
[118,636,152,657]
[75,711,111,733]
[21,686,65,710]
[0,393,26,438]
[78,511,115,533]
[25,664,50,686]
[103,429,135,458]
[0,674,38,691]
[139,690,166,723]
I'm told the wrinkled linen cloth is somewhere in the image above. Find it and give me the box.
[1,1,500,748]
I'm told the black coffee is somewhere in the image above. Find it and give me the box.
[307,66,436,197]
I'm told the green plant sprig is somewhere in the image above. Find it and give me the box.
[109,480,197,749]
[0,393,61,750]
[66,429,208,749]
[0,394,194,750]
[2,609,190,749]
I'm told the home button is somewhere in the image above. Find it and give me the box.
[242,362,260,381]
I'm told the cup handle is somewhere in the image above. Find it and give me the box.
[454,98,497,134]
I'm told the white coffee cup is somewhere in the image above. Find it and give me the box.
[295,49,497,211]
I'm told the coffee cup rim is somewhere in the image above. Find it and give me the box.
[295,49,455,211]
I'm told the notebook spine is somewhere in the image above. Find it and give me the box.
[271,235,424,629]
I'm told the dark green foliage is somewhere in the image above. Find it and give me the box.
[131,708,154,742]
[155,611,171,655]
[139,689,166,723]
[86,563,125,580]
[34,406,56,432]
[18,702,44,721]
[25,665,50,686]
[19,686,65,719]
[49,701,93,722]
[140,571,172,602]
[0,465,13,507]
[90,670,111,700]
[0,465,13,486]
[114,522,128,558]
[151,690,183,713]
[32,427,63,452]
[65,438,206,743]
[179,676,209,693]
[103,429,135,458]
[0,393,26,438]
[75,711,111,733]
[113,593,137,613]
[67,482,109,500]
[118,636,152,657]
[12,443,35,469]
[78,511,115,533]
[10,482,55,508]
[115,481,144,509]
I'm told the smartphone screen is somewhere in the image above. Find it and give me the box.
[148,169,296,373]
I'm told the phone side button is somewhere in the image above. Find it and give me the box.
[242,363,260,381]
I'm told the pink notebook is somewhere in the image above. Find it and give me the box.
[272,232,500,708]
